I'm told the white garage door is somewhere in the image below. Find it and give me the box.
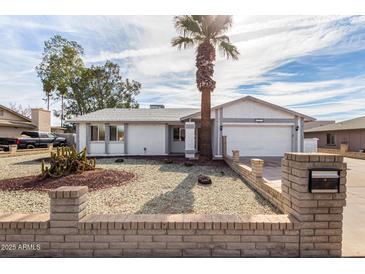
[223,125,292,157]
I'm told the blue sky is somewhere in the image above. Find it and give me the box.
[1,15,365,125]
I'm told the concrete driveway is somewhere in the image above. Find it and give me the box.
[342,157,365,257]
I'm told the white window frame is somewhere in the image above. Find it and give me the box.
[90,124,105,142]
[109,124,125,142]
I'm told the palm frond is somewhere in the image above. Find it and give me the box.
[191,15,203,23]
[218,40,240,60]
[211,15,233,36]
[174,15,202,37]
[212,35,230,45]
[201,15,215,38]
[171,36,195,49]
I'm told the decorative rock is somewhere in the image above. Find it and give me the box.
[115,159,124,163]
[164,159,173,164]
[184,161,194,167]
[198,175,212,185]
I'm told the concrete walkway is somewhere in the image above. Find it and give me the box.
[342,157,365,257]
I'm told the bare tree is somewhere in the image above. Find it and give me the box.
[9,103,32,118]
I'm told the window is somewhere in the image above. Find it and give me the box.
[90,125,105,141]
[326,133,336,145]
[47,133,56,138]
[0,110,3,116]
[110,125,124,141]
[173,127,185,142]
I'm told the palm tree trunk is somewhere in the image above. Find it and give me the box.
[47,93,50,110]
[200,88,212,159]
[196,41,215,159]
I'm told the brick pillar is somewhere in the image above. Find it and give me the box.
[251,159,264,178]
[281,153,346,257]
[340,143,348,154]
[49,186,88,234]
[9,144,17,155]
[232,150,239,163]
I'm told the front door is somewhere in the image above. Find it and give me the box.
[170,126,185,154]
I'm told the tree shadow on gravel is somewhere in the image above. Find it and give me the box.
[136,173,196,214]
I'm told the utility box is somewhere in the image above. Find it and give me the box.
[308,168,340,193]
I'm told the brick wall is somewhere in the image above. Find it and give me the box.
[318,146,365,160]
[281,153,346,257]
[224,151,285,212]
[0,146,54,158]
[0,187,299,257]
[0,152,347,257]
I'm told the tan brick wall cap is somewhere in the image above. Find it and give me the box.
[49,186,88,199]
[0,213,49,229]
[78,214,297,231]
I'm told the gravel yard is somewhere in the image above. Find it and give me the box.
[0,154,280,215]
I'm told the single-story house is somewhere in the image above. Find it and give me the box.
[69,96,314,158]
[304,120,335,131]
[0,105,51,138]
[305,115,365,152]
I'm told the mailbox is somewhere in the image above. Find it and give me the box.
[308,168,340,193]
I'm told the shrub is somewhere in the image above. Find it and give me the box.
[41,146,96,178]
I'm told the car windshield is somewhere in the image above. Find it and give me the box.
[47,133,56,138]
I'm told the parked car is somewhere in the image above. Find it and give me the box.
[0,131,67,151]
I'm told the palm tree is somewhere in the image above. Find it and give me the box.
[172,15,239,159]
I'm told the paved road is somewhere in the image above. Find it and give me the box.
[342,157,365,257]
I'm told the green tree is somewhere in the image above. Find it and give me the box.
[36,36,141,128]
[172,15,239,159]
[88,61,140,110]
[36,35,84,126]
[58,61,141,121]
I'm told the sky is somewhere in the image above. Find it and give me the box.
[1,15,365,126]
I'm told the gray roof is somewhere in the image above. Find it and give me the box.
[304,120,335,130]
[68,108,198,123]
[305,115,365,133]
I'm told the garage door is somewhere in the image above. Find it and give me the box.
[223,125,292,157]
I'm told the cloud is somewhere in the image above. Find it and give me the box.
[1,15,365,126]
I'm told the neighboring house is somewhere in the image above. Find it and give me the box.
[304,120,335,130]
[69,96,314,158]
[0,105,51,138]
[305,115,365,152]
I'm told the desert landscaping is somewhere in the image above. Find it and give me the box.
[0,154,279,215]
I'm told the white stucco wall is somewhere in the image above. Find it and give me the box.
[89,142,105,155]
[304,138,318,152]
[108,142,125,154]
[223,100,294,119]
[78,123,87,152]
[127,124,167,155]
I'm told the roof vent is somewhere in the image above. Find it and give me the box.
[150,104,165,109]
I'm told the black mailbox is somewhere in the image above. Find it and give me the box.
[308,168,340,193]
